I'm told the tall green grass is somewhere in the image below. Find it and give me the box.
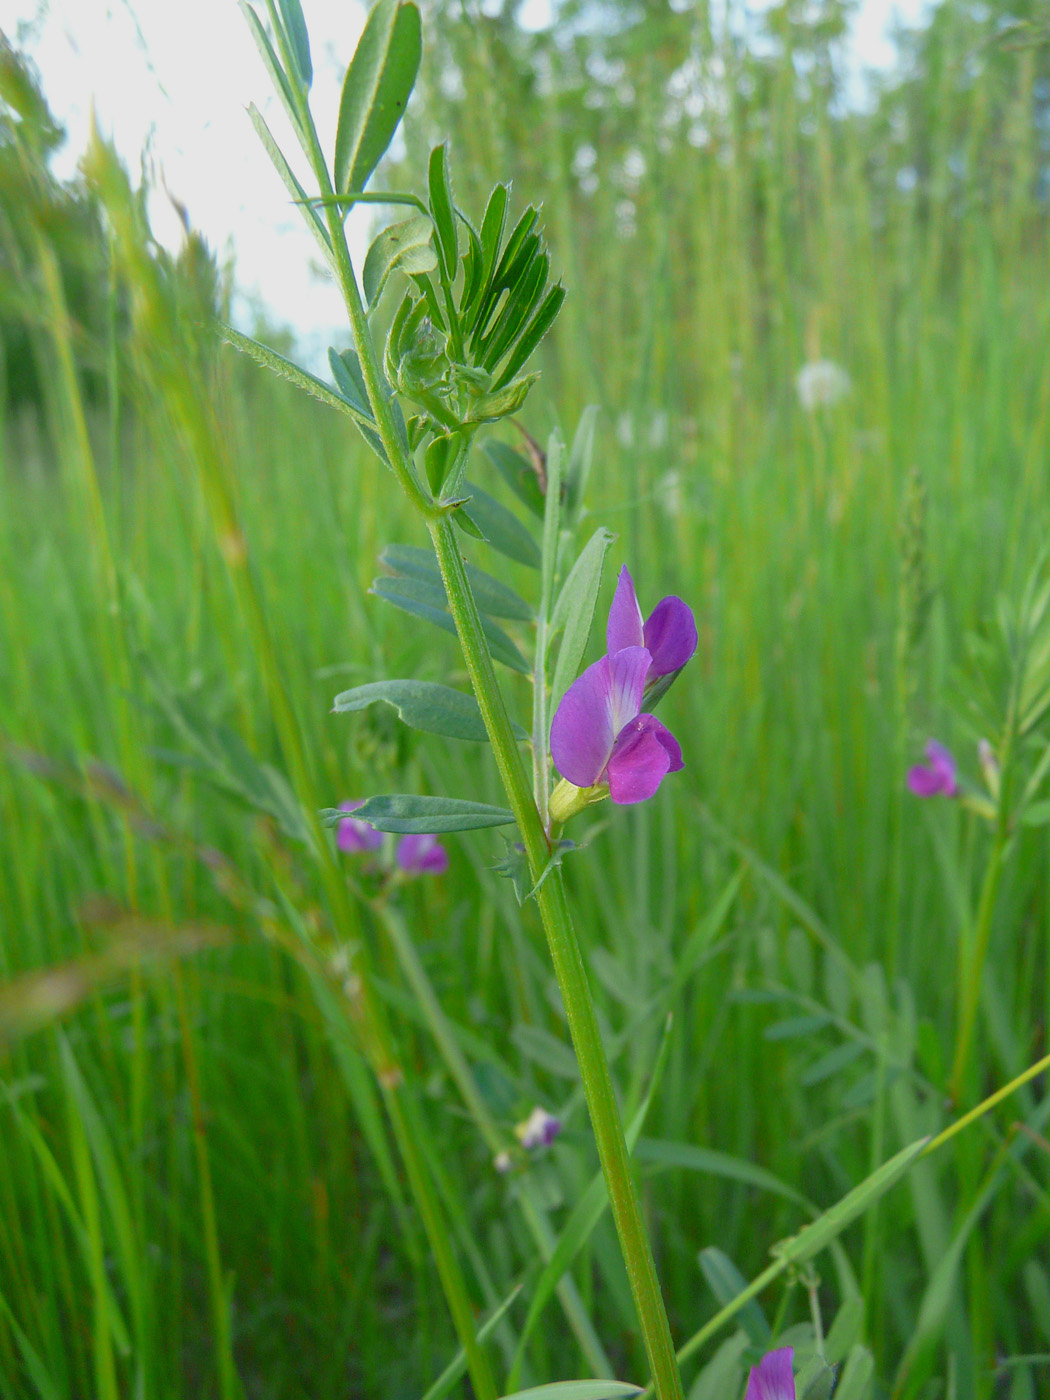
[1,4,1049,1397]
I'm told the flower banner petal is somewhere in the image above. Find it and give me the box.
[607,645,653,733]
[606,565,645,654]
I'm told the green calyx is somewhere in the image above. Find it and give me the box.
[548,776,608,825]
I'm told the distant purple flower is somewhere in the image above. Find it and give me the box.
[550,646,684,803]
[907,741,957,798]
[395,833,448,876]
[607,566,698,676]
[514,1106,562,1150]
[745,1348,795,1400]
[337,800,384,854]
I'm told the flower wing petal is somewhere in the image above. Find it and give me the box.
[607,713,680,804]
[607,565,645,654]
[550,655,618,786]
[643,595,698,675]
[745,1348,796,1400]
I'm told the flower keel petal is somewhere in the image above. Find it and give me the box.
[607,714,680,803]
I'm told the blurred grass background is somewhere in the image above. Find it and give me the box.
[1,1,1049,1396]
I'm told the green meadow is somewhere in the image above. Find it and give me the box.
[1,3,1049,1397]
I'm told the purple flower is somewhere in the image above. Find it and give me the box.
[337,800,384,854]
[395,833,449,876]
[745,1348,795,1400]
[514,1106,562,1149]
[550,646,684,804]
[607,565,698,676]
[907,741,957,798]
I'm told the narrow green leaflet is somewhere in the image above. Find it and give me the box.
[363,215,437,307]
[462,182,508,322]
[334,0,421,194]
[381,543,533,619]
[459,482,541,568]
[333,678,526,742]
[370,575,531,674]
[220,324,360,418]
[240,2,305,147]
[549,528,615,709]
[772,1136,929,1265]
[329,347,410,457]
[327,347,374,421]
[485,440,546,519]
[428,142,457,284]
[498,1387,642,1400]
[494,283,566,390]
[276,0,312,87]
[247,104,331,261]
[482,248,550,371]
[347,794,516,833]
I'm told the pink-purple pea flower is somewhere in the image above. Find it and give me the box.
[395,833,449,876]
[337,800,385,853]
[549,567,696,805]
[337,802,448,876]
[907,741,957,798]
[745,1348,795,1400]
[514,1106,562,1150]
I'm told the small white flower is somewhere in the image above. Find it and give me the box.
[795,359,851,411]
[493,1150,513,1174]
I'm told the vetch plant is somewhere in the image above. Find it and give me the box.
[230,1,686,1394]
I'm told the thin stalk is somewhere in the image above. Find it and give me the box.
[429,517,684,1400]
[948,827,1007,1105]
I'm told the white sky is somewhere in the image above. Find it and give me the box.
[6,0,928,358]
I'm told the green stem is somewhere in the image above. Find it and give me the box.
[428,517,684,1400]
